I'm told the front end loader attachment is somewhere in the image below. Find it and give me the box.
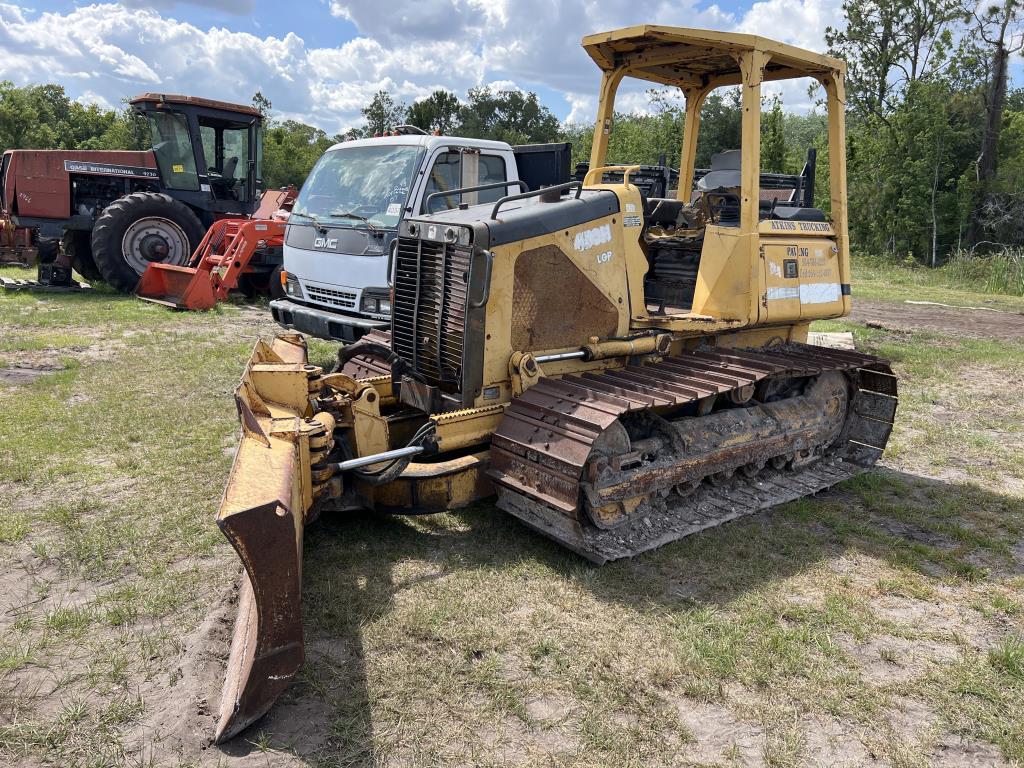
[214,334,336,742]
[137,218,285,310]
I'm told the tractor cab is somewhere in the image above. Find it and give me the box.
[129,93,264,216]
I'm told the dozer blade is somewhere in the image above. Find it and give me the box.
[214,335,332,742]
[136,262,217,310]
[215,435,304,742]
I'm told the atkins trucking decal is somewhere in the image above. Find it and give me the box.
[63,160,160,180]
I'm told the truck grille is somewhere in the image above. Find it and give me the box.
[306,284,356,309]
[392,236,471,389]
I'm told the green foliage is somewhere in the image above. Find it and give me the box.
[244,92,340,189]
[407,90,461,134]
[361,90,408,137]
[761,96,787,173]
[561,91,685,169]
[830,0,1023,260]
[0,81,146,154]
[945,248,1024,295]
[695,89,742,167]
[261,119,339,189]
[560,88,807,180]
[457,87,560,145]
[824,0,960,120]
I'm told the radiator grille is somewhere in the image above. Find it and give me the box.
[392,236,471,389]
[306,284,357,309]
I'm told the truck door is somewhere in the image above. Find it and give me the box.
[419,148,510,214]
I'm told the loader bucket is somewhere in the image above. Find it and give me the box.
[214,336,329,742]
[136,263,217,310]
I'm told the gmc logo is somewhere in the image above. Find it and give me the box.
[313,237,338,249]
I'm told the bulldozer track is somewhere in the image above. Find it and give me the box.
[338,329,394,378]
[489,343,897,563]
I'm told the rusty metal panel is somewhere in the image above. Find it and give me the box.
[9,149,157,219]
[511,244,619,352]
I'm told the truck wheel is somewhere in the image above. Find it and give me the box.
[91,192,204,293]
[269,265,286,300]
[62,231,101,281]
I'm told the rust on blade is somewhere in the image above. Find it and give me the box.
[214,338,332,743]
[215,422,305,743]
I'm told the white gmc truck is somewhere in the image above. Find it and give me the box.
[270,130,569,342]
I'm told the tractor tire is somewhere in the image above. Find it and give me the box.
[62,230,101,281]
[36,238,59,264]
[91,192,204,293]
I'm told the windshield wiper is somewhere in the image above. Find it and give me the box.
[328,210,379,232]
[288,210,326,232]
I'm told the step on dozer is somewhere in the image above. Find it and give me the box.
[211,26,899,742]
[136,218,285,310]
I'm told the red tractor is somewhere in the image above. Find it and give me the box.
[1,93,281,293]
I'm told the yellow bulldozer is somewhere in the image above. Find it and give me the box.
[213,26,898,741]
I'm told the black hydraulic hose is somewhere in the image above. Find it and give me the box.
[352,422,436,486]
[332,340,424,382]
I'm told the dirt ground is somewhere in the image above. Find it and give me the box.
[2,291,1023,768]
[850,298,1024,341]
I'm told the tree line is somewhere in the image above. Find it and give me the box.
[2,0,1021,265]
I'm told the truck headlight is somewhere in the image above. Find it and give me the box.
[284,272,302,299]
[360,290,391,316]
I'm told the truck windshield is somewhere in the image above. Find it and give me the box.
[293,144,424,229]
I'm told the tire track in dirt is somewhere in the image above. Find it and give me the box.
[849,299,1024,341]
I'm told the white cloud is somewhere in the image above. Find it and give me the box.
[0,0,849,134]
[737,0,843,51]
[75,90,116,110]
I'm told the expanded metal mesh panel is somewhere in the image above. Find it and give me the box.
[511,244,618,352]
[393,237,471,389]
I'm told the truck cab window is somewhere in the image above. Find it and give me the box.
[423,152,507,212]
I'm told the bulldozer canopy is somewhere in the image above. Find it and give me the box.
[581,26,844,88]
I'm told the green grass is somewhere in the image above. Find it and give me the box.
[1,269,1023,766]
[851,252,1024,310]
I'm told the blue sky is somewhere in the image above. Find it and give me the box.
[1,1,1019,134]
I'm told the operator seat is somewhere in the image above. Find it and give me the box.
[697,150,742,226]
[210,156,240,200]
[696,150,742,192]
